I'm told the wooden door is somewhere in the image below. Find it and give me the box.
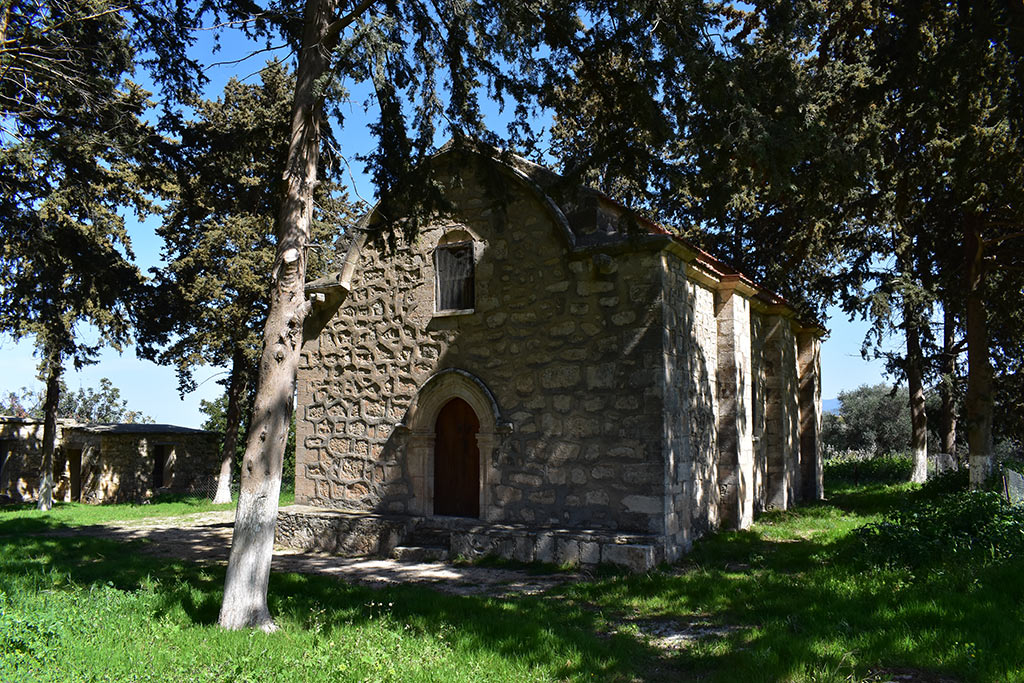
[69,449,82,502]
[433,398,480,517]
[152,445,167,489]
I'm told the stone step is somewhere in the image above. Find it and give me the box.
[403,529,451,548]
[391,545,450,562]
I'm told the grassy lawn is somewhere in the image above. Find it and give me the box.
[2,476,1022,682]
[0,487,296,535]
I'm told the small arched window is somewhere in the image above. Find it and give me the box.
[434,230,476,313]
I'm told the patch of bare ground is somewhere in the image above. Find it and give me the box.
[864,668,962,683]
[40,510,580,597]
[616,616,744,651]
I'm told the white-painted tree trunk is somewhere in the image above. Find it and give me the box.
[212,454,234,505]
[964,223,994,490]
[904,302,928,484]
[36,352,62,511]
[213,349,250,504]
[218,0,331,632]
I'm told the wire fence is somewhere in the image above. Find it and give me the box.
[182,476,238,501]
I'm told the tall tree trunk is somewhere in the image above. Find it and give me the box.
[213,347,251,504]
[36,348,62,511]
[964,221,994,489]
[939,304,958,460]
[904,301,928,483]
[217,0,332,632]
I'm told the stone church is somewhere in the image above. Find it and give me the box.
[286,146,824,571]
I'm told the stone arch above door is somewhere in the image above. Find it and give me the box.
[398,369,509,521]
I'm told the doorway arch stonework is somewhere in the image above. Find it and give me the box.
[398,369,508,521]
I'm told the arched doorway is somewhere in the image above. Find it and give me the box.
[400,368,507,521]
[433,397,480,517]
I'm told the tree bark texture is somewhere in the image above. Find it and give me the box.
[904,302,928,484]
[218,0,332,632]
[36,350,62,511]
[964,222,994,489]
[939,304,958,459]
[213,347,252,504]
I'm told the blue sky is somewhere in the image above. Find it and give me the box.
[0,301,891,427]
[0,25,893,427]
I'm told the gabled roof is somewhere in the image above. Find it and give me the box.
[0,416,214,435]
[450,143,823,332]
[343,141,825,334]
[68,423,214,435]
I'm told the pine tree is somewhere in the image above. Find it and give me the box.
[139,60,354,505]
[551,1,1024,486]
[0,0,153,510]
[548,1,868,319]
[201,0,753,631]
[817,0,1024,487]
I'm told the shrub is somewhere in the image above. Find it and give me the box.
[825,452,913,486]
[1002,457,1024,475]
[855,490,1024,570]
[917,468,970,498]
[823,384,912,456]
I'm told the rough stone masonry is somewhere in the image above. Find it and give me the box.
[282,145,824,571]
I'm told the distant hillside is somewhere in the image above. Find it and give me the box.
[823,398,840,414]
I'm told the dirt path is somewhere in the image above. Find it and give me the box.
[45,510,580,597]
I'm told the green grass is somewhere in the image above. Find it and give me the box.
[0,495,233,534]
[0,485,295,535]
[2,479,1023,682]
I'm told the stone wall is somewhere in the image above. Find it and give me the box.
[275,506,664,571]
[660,256,719,557]
[297,158,670,535]
[750,312,802,510]
[277,506,419,556]
[1,419,218,504]
[0,418,53,500]
[67,431,219,503]
[164,432,221,495]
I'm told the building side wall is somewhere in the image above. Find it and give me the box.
[0,420,217,504]
[661,256,719,554]
[296,165,669,534]
[71,432,218,503]
[0,420,53,501]
[750,313,802,510]
[716,291,754,530]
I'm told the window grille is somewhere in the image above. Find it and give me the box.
[435,242,475,311]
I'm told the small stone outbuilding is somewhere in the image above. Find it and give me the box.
[0,417,218,503]
[284,146,825,570]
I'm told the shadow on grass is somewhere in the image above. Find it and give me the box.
[4,483,1022,681]
[0,504,76,534]
[558,484,1024,680]
[150,492,222,505]
[567,533,1023,680]
[0,533,662,681]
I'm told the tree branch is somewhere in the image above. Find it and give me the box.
[982,230,1024,248]
[322,0,377,48]
[36,5,128,38]
[206,43,290,69]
